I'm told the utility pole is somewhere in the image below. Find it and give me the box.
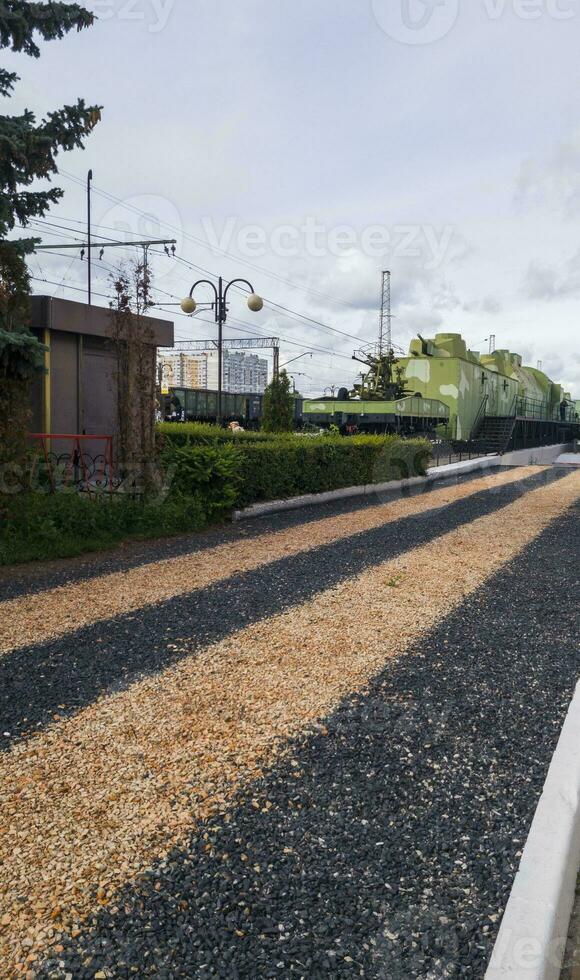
[35,236,177,305]
[87,169,93,306]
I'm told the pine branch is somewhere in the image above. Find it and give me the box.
[0,1,95,57]
[0,67,17,96]
[0,103,101,192]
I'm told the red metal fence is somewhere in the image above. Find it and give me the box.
[28,434,115,494]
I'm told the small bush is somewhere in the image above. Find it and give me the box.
[165,443,242,520]
[0,491,206,565]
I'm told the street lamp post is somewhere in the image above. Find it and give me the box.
[181,277,263,424]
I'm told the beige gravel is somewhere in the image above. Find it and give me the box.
[0,470,578,975]
[0,466,542,656]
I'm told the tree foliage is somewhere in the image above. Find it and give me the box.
[109,262,159,490]
[0,1,101,325]
[261,369,294,433]
[0,0,100,460]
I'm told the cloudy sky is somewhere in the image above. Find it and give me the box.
[6,0,580,394]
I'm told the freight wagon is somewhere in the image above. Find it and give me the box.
[161,388,264,425]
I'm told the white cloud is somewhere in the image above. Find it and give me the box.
[515,132,580,217]
[522,251,580,300]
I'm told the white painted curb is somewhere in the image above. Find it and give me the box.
[486,682,580,980]
[232,456,500,521]
[502,443,571,467]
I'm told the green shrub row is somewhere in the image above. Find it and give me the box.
[231,435,432,507]
[157,422,276,445]
[1,434,431,565]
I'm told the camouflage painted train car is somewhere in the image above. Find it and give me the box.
[301,394,450,435]
[398,333,575,440]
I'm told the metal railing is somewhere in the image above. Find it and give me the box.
[430,439,492,467]
[469,394,489,440]
[515,396,577,423]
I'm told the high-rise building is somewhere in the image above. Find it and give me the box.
[205,351,268,393]
[159,350,268,394]
[158,352,207,389]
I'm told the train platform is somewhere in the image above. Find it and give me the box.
[0,464,578,978]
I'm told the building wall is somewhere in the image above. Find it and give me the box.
[159,353,207,389]
[29,296,173,453]
[205,351,268,394]
[81,336,118,439]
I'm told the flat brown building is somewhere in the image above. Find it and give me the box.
[29,296,173,442]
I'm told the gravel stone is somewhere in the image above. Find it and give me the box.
[0,467,508,604]
[32,497,580,978]
[0,467,563,747]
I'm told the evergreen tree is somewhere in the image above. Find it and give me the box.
[0,1,101,459]
[261,370,294,433]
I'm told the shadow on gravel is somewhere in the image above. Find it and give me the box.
[0,469,564,748]
[0,468,513,603]
[36,504,580,980]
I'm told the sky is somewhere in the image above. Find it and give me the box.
[6,0,580,395]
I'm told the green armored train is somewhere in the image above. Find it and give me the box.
[302,333,579,452]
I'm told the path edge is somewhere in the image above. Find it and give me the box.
[486,681,580,980]
[233,456,501,521]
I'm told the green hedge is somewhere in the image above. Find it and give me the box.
[231,435,431,507]
[167,443,242,519]
[157,422,276,446]
[1,435,431,565]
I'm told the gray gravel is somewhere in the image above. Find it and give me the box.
[37,499,580,979]
[0,468,560,749]
[0,468,508,603]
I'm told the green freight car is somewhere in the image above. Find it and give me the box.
[301,394,450,434]
[162,388,263,424]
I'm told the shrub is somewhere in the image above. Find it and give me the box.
[261,370,294,433]
[233,435,431,507]
[156,422,275,447]
[0,434,431,566]
[165,443,242,520]
[0,491,206,565]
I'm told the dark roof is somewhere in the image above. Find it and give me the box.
[31,295,174,347]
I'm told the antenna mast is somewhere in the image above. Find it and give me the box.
[379,270,392,355]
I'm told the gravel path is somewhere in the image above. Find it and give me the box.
[0,467,509,605]
[1,470,578,977]
[0,467,536,656]
[34,498,580,980]
[0,468,563,748]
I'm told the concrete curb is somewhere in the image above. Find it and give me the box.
[232,456,500,521]
[502,443,571,467]
[485,681,580,980]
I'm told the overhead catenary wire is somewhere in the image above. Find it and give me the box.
[28,273,356,369]
[24,197,363,387]
[56,171,363,313]
[21,209,368,348]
